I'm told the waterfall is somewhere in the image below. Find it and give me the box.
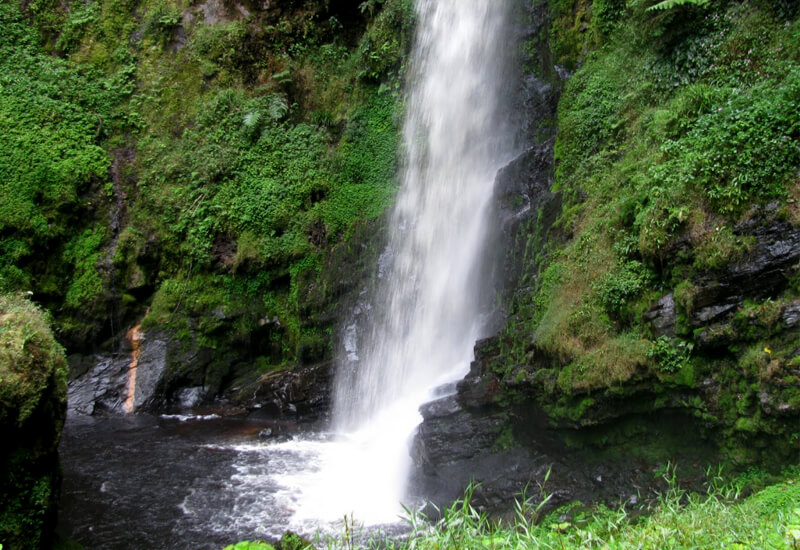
[281,0,518,528]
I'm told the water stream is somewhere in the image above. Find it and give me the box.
[316,0,517,523]
[58,0,519,545]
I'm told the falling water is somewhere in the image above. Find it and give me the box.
[58,1,522,542]
[334,0,516,428]
[277,0,519,526]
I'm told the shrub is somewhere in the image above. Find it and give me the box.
[656,69,800,212]
[648,335,693,373]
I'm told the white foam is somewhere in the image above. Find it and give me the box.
[160,413,221,422]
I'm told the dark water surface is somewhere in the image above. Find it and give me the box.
[57,413,314,550]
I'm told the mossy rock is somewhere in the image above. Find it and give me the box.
[0,293,68,550]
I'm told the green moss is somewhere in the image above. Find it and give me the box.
[0,294,68,550]
[0,294,67,426]
[549,0,595,70]
[491,424,517,451]
[4,0,405,366]
[493,0,800,470]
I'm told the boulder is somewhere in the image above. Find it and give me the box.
[244,361,334,421]
[67,330,168,415]
[691,219,800,327]
[0,295,68,550]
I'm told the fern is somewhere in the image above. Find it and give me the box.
[646,0,710,11]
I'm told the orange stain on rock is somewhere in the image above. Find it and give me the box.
[123,322,145,414]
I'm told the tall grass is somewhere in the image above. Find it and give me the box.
[290,466,800,550]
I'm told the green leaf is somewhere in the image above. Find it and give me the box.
[646,0,710,11]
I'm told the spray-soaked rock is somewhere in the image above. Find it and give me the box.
[67,330,168,415]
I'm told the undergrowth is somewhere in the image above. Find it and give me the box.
[290,466,800,550]
[0,0,407,362]
[505,0,800,399]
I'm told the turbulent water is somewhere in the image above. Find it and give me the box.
[299,0,519,524]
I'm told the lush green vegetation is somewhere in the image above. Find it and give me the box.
[0,0,411,379]
[388,470,800,549]
[227,467,800,549]
[0,293,68,550]
[3,0,799,544]
[0,2,127,342]
[497,0,800,461]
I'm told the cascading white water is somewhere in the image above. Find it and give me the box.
[334,0,516,430]
[273,0,518,529]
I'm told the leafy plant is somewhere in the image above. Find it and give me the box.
[223,542,276,550]
[595,260,651,317]
[648,335,693,373]
[646,0,710,12]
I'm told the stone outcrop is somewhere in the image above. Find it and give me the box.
[417,206,800,505]
[644,214,800,340]
[236,361,333,422]
[67,330,169,415]
[405,0,800,504]
[408,343,709,514]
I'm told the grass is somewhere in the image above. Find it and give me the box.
[278,466,800,550]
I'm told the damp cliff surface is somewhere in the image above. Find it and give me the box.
[0,294,68,550]
[0,0,410,409]
[3,0,800,531]
[409,0,800,511]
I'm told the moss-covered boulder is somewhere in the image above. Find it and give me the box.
[0,293,68,550]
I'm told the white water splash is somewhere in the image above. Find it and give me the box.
[277,0,518,529]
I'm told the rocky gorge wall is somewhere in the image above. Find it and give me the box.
[5,0,800,528]
[408,0,800,513]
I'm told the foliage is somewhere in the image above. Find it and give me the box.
[355,0,414,81]
[223,542,276,550]
[0,293,68,550]
[554,66,625,183]
[0,294,67,426]
[595,260,651,317]
[548,0,595,70]
[655,70,800,213]
[306,469,800,549]
[506,0,800,407]
[646,0,710,12]
[647,335,693,374]
[0,0,404,364]
[0,2,131,339]
[592,0,626,37]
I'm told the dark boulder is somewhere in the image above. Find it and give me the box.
[243,361,334,422]
[67,330,170,415]
[691,219,800,327]
[643,292,677,338]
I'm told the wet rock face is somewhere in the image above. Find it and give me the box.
[691,219,800,328]
[67,331,168,415]
[408,365,706,515]
[412,394,506,472]
[67,355,131,415]
[243,361,333,422]
[643,293,676,338]
[645,216,800,343]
